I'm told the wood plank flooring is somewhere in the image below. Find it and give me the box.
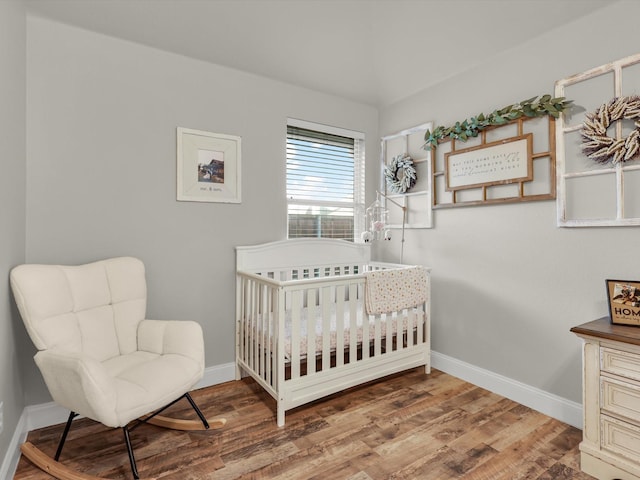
[13,368,594,479]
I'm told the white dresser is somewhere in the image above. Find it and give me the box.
[572,318,640,480]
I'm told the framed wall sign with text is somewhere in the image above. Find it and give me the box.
[445,134,533,191]
[431,115,556,208]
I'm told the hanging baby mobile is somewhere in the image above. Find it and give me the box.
[384,153,417,194]
[581,95,640,164]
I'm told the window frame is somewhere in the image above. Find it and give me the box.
[286,118,365,242]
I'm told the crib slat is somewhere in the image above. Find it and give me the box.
[397,309,404,352]
[386,312,394,353]
[362,314,370,360]
[321,286,331,372]
[262,283,271,381]
[238,277,246,365]
[404,308,411,349]
[348,283,358,364]
[291,290,301,380]
[306,288,316,376]
[374,314,382,357]
[276,285,285,392]
[236,278,241,365]
[268,285,275,384]
[248,279,255,370]
[242,277,249,367]
[254,280,260,372]
[257,284,264,379]
[335,285,345,368]
[254,281,260,377]
[417,305,424,345]
[256,281,262,373]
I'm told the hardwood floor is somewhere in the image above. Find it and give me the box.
[14,368,594,480]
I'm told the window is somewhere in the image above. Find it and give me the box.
[286,119,365,241]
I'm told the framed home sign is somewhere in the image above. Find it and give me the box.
[177,127,242,203]
[606,279,640,326]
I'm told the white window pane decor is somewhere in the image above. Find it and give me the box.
[286,119,365,241]
[555,53,640,226]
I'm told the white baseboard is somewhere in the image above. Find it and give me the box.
[431,351,583,429]
[0,410,28,480]
[195,361,236,389]
[0,362,236,480]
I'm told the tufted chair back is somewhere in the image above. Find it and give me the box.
[11,257,147,361]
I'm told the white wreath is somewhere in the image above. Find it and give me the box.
[581,95,640,164]
[385,154,416,193]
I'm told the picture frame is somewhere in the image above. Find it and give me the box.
[176,127,241,203]
[606,279,640,326]
[444,134,533,191]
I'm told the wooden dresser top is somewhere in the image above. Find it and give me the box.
[571,316,640,347]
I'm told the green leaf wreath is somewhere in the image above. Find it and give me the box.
[385,153,417,194]
[424,94,573,148]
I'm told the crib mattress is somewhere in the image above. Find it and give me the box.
[245,301,424,359]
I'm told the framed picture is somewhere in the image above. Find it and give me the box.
[444,134,533,191]
[606,279,640,326]
[177,127,241,203]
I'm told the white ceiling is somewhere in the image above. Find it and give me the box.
[25,0,612,107]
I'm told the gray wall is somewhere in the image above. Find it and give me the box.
[0,0,27,459]
[23,16,379,403]
[379,0,640,403]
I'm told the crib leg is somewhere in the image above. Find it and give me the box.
[277,403,285,427]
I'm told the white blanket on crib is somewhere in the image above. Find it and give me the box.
[364,266,428,315]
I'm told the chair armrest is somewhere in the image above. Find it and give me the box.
[137,320,204,367]
[34,350,119,427]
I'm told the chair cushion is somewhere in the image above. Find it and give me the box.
[103,351,203,426]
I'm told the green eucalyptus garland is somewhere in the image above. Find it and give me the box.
[424,94,573,148]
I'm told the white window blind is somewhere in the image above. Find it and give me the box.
[286,120,365,241]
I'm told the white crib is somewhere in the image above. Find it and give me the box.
[235,238,431,426]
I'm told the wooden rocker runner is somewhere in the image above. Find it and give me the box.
[10,257,226,479]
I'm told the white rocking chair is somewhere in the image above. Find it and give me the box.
[10,257,225,480]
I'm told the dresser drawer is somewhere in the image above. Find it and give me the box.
[601,347,640,382]
[601,375,640,424]
[602,414,640,465]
